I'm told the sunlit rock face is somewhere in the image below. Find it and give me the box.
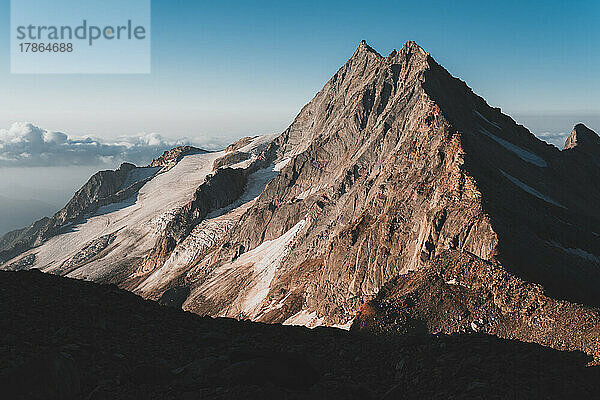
[2,41,600,362]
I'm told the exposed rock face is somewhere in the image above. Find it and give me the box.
[4,254,36,271]
[213,151,250,170]
[352,250,600,361]
[181,40,599,359]
[226,136,256,152]
[2,40,600,363]
[564,123,600,150]
[238,41,499,323]
[563,123,600,162]
[182,40,600,330]
[149,145,204,170]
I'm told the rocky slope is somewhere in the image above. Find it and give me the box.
[2,270,599,399]
[0,146,206,266]
[352,250,600,361]
[149,146,205,170]
[2,41,600,363]
[563,123,600,165]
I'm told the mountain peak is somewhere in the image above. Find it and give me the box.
[354,40,428,59]
[401,40,426,53]
[4,39,600,371]
[353,40,381,57]
[564,123,600,150]
[349,41,432,75]
[563,124,600,161]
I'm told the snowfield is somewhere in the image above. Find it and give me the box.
[283,310,325,329]
[4,151,224,280]
[2,133,345,330]
[3,134,281,285]
[136,163,279,295]
[185,218,307,319]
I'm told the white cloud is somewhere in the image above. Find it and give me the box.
[0,122,222,167]
[535,131,569,148]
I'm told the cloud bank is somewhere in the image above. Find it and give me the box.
[1,122,571,167]
[0,122,221,167]
[535,131,569,148]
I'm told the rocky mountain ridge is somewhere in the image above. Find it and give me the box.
[149,146,205,170]
[353,250,600,361]
[0,147,213,265]
[0,162,145,263]
[563,123,600,165]
[2,40,599,363]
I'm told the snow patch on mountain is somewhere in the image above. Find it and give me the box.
[189,217,307,319]
[296,184,326,201]
[274,157,291,172]
[549,241,600,264]
[480,128,548,167]
[473,110,502,130]
[137,163,279,295]
[499,170,565,208]
[3,151,222,279]
[332,319,354,330]
[241,218,307,315]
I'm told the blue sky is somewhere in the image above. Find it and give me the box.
[0,0,598,144]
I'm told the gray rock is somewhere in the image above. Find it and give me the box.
[213,151,250,170]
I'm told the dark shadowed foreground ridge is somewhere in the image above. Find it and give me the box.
[1,270,599,399]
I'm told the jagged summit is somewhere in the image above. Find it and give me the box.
[564,123,600,151]
[562,124,600,165]
[350,40,382,61]
[353,40,430,64]
[355,39,427,56]
[357,39,377,53]
[400,40,428,54]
